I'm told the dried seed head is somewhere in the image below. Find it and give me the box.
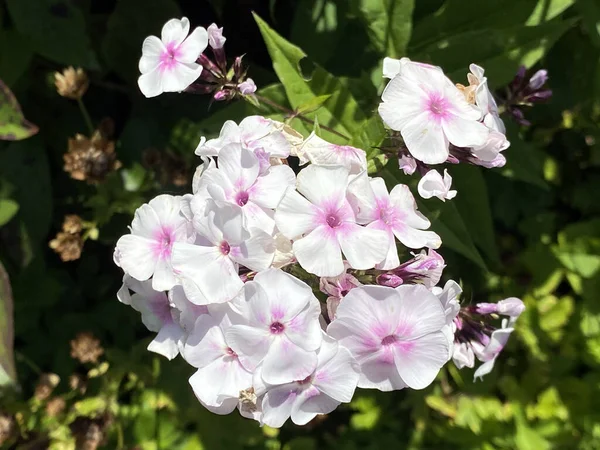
[62,214,83,234]
[54,67,89,100]
[45,397,67,417]
[70,332,104,364]
[49,231,84,262]
[69,373,88,394]
[0,413,15,446]
[34,373,60,401]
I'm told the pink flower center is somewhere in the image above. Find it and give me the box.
[426,92,451,121]
[381,335,398,346]
[297,375,313,385]
[153,226,175,259]
[219,241,231,255]
[225,347,237,357]
[160,42,181,70]
[270,321,285,334]
[326,213,342,228]
[235,191,250,206]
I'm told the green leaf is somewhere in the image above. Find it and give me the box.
[501,122,549,190]
[577,0,600,47]
[352,0,415,58]
[0,79,38,141]
[0,261,16,387]
[0,200,19,227]
[296,95,332,114]
[451,165,500,266]
[0,29,33,87]
[413,19,576,86]
[349,115,386,158]
[254,13,367,143]
[552,219,600,278]
[6,0,98,68]
[103,0,181,82]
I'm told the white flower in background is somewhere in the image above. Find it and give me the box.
[473,321,514,380]
[327,284,449,391]
[195,116,291,160]
[379,59,489,164]
[138,18,208,98]
[114,195,194,292]
[417,169,457,202]
[471,130,510,164]
[117,275,184,360]
[168,285,208,334]
[207,23,226,49]
[172,201,275,304]
[185,303,253,414]
[254,334,359,428]
[226,269,322,385]
[196,143,295,232]
[275,165,388,277]
[300,132,367,174]
[468,64,506,133]
[348,173,441,269]
[431,280,462,360]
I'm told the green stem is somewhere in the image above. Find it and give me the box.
[254,93,350,140]
[77,98,94,135]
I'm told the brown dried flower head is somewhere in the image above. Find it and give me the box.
[70,332,104,364]
[0,413,15,446]
[54,67,89,100]
[34,373,60,401]
[45,397,67,417]
[49,231,83,262]
[62,214,83,234]
[69,373,88,394]
[64,121,121,184]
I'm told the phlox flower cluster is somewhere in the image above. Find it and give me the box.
[113,17,529,428]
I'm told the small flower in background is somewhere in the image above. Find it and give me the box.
[417,169,457,202]
[54,66,89,100]
[70,332,104,364]
[69,373,88,395]
[49,214,86,262]
[504,66,552,126]
[34,373,60,401]
[45,397,67,417]
[0,414,15,447]
[64,119,120,184]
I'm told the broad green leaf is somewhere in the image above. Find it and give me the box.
[352,0,415,58]
[0,261,16,386]
[6,0,98,68]
[552,219,600,278]
[103,0,181,82]
[0,29,33,87]
[577,0,600,47]
[413,19,576,86]
[451,165,500,266]
[348,115,386,158]
[502,121,549,190]
[296,95,332,114]
[0,200,19,227]
[410,0,573,52]
[0,80,38,141]
[254,13,367,143]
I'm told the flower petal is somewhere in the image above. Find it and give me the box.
[177,27,208,63]
[337,223,388,270]
[262,336,318,385]
[274,188,318,239]
[293,225,344,277]
[183,314,227,368]
[250,165,296,209]
[393,330,448,389]
[401,111,449,164]
[115,234,156,282]
[296,164,349,207]
[225,324,271,371]
[161,17,190,46]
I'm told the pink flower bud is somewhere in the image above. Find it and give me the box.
[376,273,403,288]
[213,90,227,101]
[238,78,257,95]
[207,23,226,49]
[496,297,525,317]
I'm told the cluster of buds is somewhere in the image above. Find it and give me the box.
[54,66,89,101]
[138,18,255,101]
[49,215,85,262]
[503,66,552,126]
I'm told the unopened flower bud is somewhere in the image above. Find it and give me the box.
[376,273,403,288]
[528,69,548,90]
[496,297,525,317]
[213,90,228,101]
[207,23,226,49]
[526,89,552,103]
[474,303,498,315]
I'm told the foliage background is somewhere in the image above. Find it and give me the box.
[1,0,600,448]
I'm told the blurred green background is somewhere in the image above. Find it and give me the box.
[1,0,600,448]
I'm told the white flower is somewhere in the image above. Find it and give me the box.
[473,320,514,380]
[195,116,291,160]
[452,342,475,369]
[138,18,208,98]
[431,280,462,360]
[118,275,183,360]
[197,143,296,232]
[254,334,359,428]
[172,200,275,304]
[168,285,208,334]
[468,64,506,133]
[207,23,226,49]
[327,284,449,391]
[378,59,489,164]
[238,78,257,95]
[471,130,510,163]
[115,195,194,292]
[417,169,457,202]
[300,132,367,174]
[348,173,441,269]
[226,269,322,385]
[274,165,388,277]
[185,303,253,414]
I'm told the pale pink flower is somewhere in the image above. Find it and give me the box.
[171,201,275,304]
[470,130,509,164]
[379,60,489,164]
[168,285,208,334]
[473,321,514,380]
[300,132,367,174]
[185,303,253,414]
[226,269,322,385]
[319,263,362,320]
[138,18,208,98]
[431,280,462,360]
[117,275,183,360]
[417,169,457,202]
[274,165,388,277]
[468,64,506,133]
[238,78,257,95]
[195,116,291,159]
[348,173,441,269]
[197,143,296,232]
[327,284,449,391]
[115,195,194,292]
[254,334,359,428]
[207,23,226,49]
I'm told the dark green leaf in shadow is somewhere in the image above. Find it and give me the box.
[0,79,38,141]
